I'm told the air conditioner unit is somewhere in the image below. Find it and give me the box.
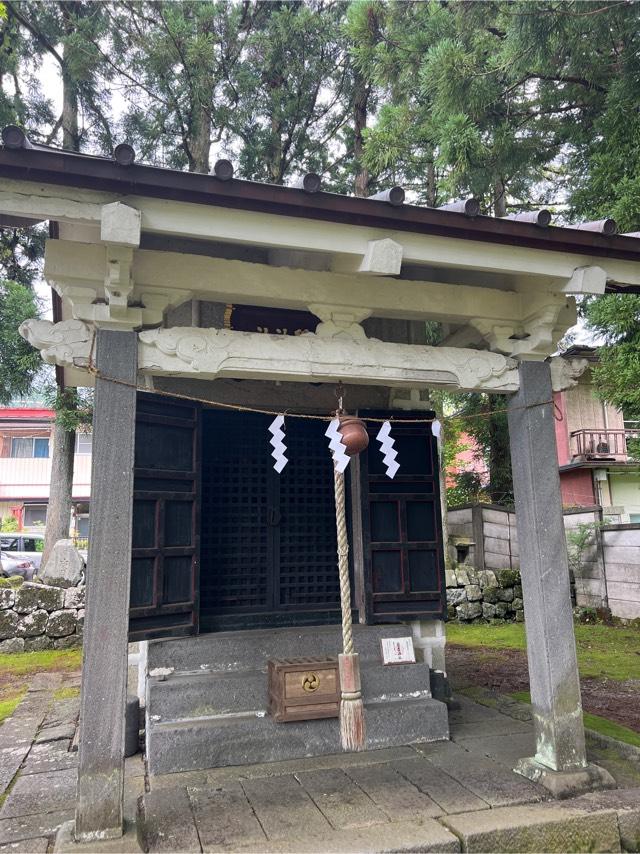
[596,442,611,454]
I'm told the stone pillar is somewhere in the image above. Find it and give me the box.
[507,361,614,797]
[76,329,137,840]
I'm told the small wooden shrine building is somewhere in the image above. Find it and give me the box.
[2,128,637,840]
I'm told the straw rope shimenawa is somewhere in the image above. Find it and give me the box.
[333,463,365,751]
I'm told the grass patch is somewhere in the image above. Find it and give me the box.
[0,689,26,724]
[53,685,80,701]
[510,690,640,749]
[0,649,82,678]
[446,622,640,682]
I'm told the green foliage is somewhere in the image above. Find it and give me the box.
[448,621,640,683]
[0,516,19,533]
[0,689,25,725]
[41,386,93,433]
[566,522,601,578]
[0,280,41,405]
[510,691,640,749]
[0,648,82,674]
[582,294,640,419]
[0,576,24,588]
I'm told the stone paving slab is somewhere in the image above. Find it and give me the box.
[454,732,537,769]
[34,724,76,745]
[232,819,462,853]
[424,743,547,808]
[0,706,50,795]
[569,787,640,853]
[343,762,443,822]
[441,802,621,853]
[0,837,49,853]
[0,812,74,846]
[189,784,267,852]
[20,741,77,776]
[294,768,389,830]
[0,768,77,820]
[240,774,331,840]
[148,744,420,790]
[137,788,201,853]
[449,714,533,741]
[392,757,489,815]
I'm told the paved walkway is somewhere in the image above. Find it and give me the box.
[1,679,639,853]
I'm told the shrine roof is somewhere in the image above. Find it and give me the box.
[2,134,640,265]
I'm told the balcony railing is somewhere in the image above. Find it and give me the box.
[570,428,640,462]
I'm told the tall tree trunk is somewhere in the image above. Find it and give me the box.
[426,160,437,206]
[190,103,211,173]
[493,175,507,217]
[42,419,75,567]
[44,2,79,567]
[353,70,370,198]
[60,2,80,152]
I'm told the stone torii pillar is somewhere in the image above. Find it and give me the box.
[507,360,614,797]
[75,328,137,841]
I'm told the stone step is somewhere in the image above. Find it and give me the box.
[148,624,411,674]
[148,662,432,720]
[146,696,450,775]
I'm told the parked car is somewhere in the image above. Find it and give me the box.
[0,550,36,581]
[0,534,44,570]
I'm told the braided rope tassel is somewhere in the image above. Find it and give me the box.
[334,466,365,751]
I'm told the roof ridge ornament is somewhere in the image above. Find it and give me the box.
[575,218,617,235]
[368,187,405,206]
[436,198,481,217]
[505,210,552,227]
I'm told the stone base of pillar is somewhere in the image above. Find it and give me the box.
[515,756,616,800]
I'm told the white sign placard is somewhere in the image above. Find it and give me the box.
[380,636,415,665]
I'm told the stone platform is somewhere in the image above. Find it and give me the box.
[145,625,450,774]
[2,675,640,853]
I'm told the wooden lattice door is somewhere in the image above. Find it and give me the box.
[359,411,446,623]
[199,411,341,631]
[128,393,201,641]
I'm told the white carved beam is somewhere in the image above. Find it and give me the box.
[549,355,590,391]
[138,327,519,392]
[469,297,576,360]
[357,238,403,275]
[19,319,93,369]
[558,265,607,295]
[100,202,141,247]
[45,240,540,329]
[18,319,521,393]
[4,178,640,287]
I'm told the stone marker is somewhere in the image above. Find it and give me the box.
[40,541,84,589]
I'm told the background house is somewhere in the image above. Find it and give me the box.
[554,347,640,521]
[0,406,91,535]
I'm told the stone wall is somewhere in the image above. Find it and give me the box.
[448,503,640,617]
[0,581,84,653]
[445,566,523,623]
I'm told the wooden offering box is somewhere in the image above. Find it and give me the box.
[268,658,340,722]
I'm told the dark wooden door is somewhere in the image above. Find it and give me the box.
[128,394,200,641]
[199,411,341,631]
[359,412,446,622]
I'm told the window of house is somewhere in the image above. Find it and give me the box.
[23,504,48,528]
[75,433,93,454]
[630,514,640,524]
[10,437,49,458]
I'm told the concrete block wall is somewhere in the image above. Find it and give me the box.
[602,524,640,619]
[481,507,518,571]
[448,503,640,618]
[562,508,606,609]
